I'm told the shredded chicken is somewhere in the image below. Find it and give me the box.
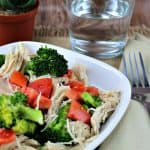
[0,135,39,150]
[0,43,33,78]
[69,145,84,150]
[100,91,120,107]
[0,78,13,94]
[35,92,42,110]
[42,141,68,150]
[72,64,88,85]
[52,77,69,95]
[91,101,117,134]
[68,121,91,144]
[69,71,78,81]
[46,85,69,122]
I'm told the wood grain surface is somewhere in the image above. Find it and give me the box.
[36,0,150,27]
[131,0,150,27]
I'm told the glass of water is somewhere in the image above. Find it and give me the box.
[66,0,135,59]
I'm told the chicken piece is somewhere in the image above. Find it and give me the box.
[0,50,23,78]
[0,142,16,150]
[23,139,40,147]
[68,120,91,143]
[91,90,120,134]
[91,102,116,134]
[15,145,37,150]
[70,145,83,150]
[42,141,68,150]
[0,77,13,94]
[69,71,78,81]
[0,135,39,150]
[0,43,33,78]
[72,64,88,85]
[52,77,69,95]
[100,91,120,107]
[46,85,69,122]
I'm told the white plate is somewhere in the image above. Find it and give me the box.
[0,41,131,150]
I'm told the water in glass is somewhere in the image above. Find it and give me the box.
[67,0,135,58]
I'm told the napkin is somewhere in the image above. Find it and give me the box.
[100,34,150,150]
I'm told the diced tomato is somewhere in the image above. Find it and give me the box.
[21,87,38,105]
[0,129,16,145]
[9,71,28,87]
[21,87,51,109]
[85,86,99,96]
[65,89,82,101]
[63,69,73,78]
[68,81,85,92]
[28,78,53,98]
[32,95,51,110]
[67,100,91,124]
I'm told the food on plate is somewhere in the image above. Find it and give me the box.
[0,43,120,150]
[24,46,68,78]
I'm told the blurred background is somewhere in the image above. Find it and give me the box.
[131,0,150,27]
[35,0,150,37]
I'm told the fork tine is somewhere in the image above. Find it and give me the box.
[133,53,143,87]
[139,52,149,87]
[122,54,128,77]
[128,53,136,87]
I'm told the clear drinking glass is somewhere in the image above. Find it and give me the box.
[66,0,135,59]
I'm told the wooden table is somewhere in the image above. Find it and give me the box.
[36,0,150,28]
[131,0,150,27]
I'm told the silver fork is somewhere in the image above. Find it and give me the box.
[122,52,150,114]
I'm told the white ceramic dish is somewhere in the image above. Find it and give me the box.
[0,41,131,150]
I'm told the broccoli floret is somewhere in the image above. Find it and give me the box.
[35,104,72,144]
[24,57,50,77]
[12,119,37,135]
[0,54,5,67]
[24,46,68,77]
[0,107,14,128]
[10,92,43,125]
[37,46,58,59]
[0,95,14,128]
[81,92,102,108]
[16,105,44,125]
[0,94,11,107]
[0,93,43,135]
[11,92,27,105]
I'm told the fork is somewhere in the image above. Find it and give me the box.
[122,52,150,114]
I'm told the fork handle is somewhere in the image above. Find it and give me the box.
[143,101,150,115]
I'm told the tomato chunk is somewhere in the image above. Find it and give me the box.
[67,100,91,124]
[21,87,38,105]
[65,89,82,101]
[85,86,99,96]
[9,71,28,87]
[28,78,53,98]
[21,87,51,109]
[0,129,16,145]
[68,81,85,92]
[32,95,51,109]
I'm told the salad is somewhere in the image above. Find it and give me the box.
[0,44,120,150]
